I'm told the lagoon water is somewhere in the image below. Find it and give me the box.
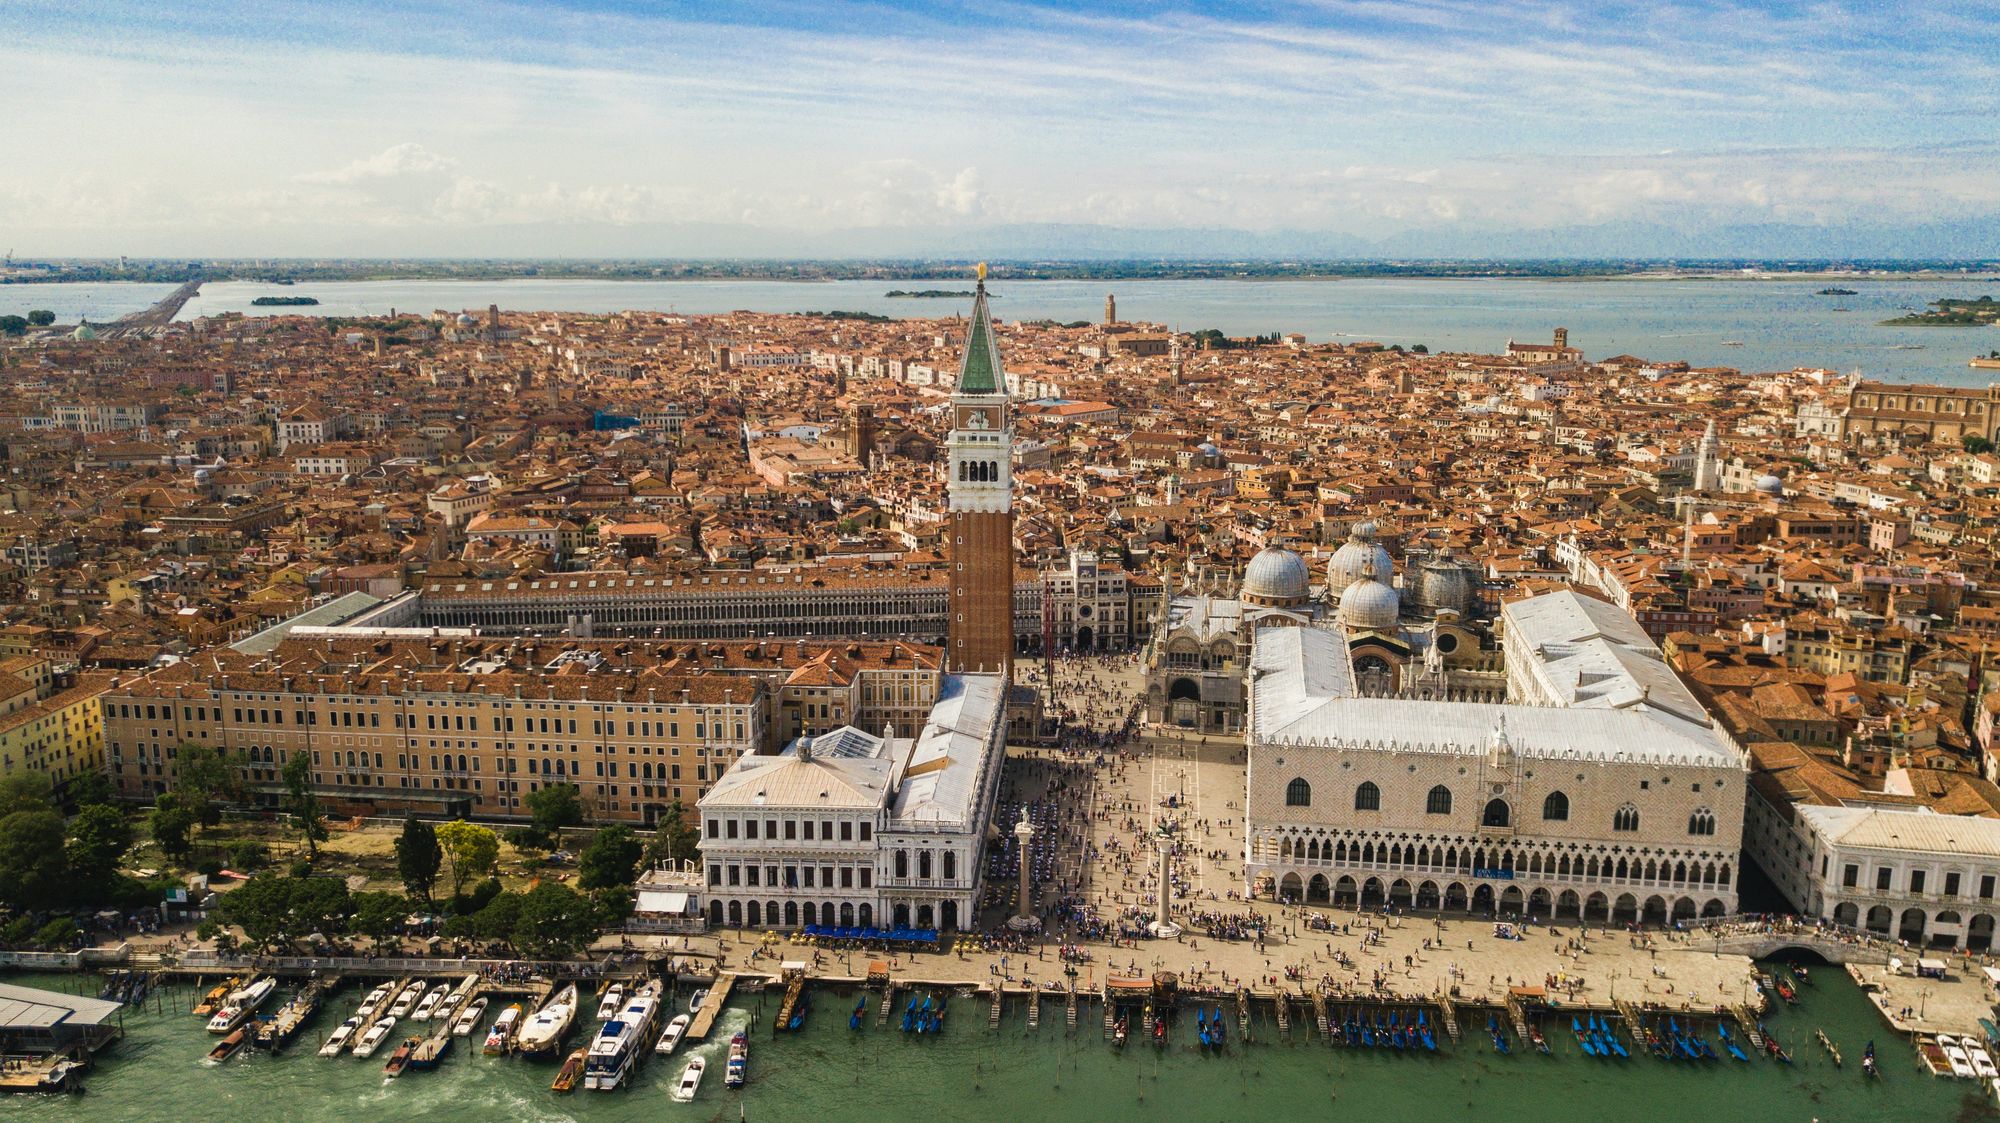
[4,277,1998,386]
[3,963,1986,1123]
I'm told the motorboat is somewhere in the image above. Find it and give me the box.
[193,977,239,1019]
[206,977,277,1034]
[655,1013,691,1056]
[352,983,393,1024]
[1971,1043,1998,1080]
[483,1004,522,1055]
[672,1056,706,1102]
[725,1031,748,1088]
[551,1047,586,1093]
[354,1016,397,1058]
[452,996,489,1037]
[583,981,660,1091]
[319,1016,362,1057]
[595,983,627,1022]
[687,988,709,1014]
[515,983,579,1059]
[383,1036,421,1078]
[388,981,427,1018]
[1944,1035,1980,1079]
[412,987,446,1022]
[207,1027,247,1063]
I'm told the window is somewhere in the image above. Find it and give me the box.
[1946,872,1961,897]
[1910,870,1926,894]
[1876,867,1892,892]
[1542,791,1569,821]
[1285,778,1311,807]
[1687,808,1716,836]
[1354,782,1380,812]
[1612,804,1639,832]
[1481,799,1510,828]
[1426,786,1452,815]
[1842,864,1859,889]
[1982,875,1994,900]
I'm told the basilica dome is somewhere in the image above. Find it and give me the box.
[1328,520,1395,596]
[1337,562,1401,630]
[1242,546,1311,608]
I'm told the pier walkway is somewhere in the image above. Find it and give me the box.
[687,972,735,1040]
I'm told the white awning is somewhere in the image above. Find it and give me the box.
[636,890,692,915]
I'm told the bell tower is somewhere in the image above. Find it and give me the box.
[946,263,1015,675]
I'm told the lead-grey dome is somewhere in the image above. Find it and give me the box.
[1328,520,1395,597]
[1242,546,1311,607]
[1337,560,1401,630]
[1754,473,1784,495]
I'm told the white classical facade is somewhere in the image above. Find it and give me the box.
[1245,590,1749,924]
[696,673,1007,932]
[1746,798,2000,950]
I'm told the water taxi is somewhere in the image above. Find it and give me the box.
[594,983,626,1022]
[672,1056,706,1102]
[483,1004,522,1054]
[319,1016,362,1057]
[387,981,427,1019]
[354,1016,397,1059]
[654,1013,690,1055]
[411,986,446,1022]
[206,1027,247,1063]
[351,982,393,1024]
[382,1036,420,1078]
[452,996,489,1037]
[551,1048,586,1093]
[192,977,239,1018]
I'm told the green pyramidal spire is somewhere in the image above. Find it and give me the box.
[957,263,1003,395]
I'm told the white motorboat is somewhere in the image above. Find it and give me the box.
[352,983,392,1024]
[388,981,427,1018]
[483,1004,522,1055]
[594,983,626,1022]
[515,983,579,1059]
[206,977,277,1034]
[412,987,446,1022]
[1972,1043,1999,1079]
[318,1016,362,1057]
[583,982,660,1091]
[655,1014,691,1055]
[672,1056,706,1102]
[687,988,709,1014]
[354,1016,397,1058]
[452,996,490,1037]
[1943,1037,1978,1079]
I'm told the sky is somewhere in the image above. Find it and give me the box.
[4,0,1998,258]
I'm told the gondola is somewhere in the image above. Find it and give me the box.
[1572,1016,1596,1057]
[1153,1014,1167,1046]
[1210,1007,1225,1047]
[1488,1014,1509,1055]
[850,999,866,1031]
[1862,1040,1879,1078]
[1197,1009,1211,1049]
[1114,1015,1129,1046]
[1717,1023,1748,1062]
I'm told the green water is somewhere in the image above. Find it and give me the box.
[7,964,1989,1123]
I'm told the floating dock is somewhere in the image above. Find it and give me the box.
[686,972,736,1040]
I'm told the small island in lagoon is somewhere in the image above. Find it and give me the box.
[1815,287,1857,296]
[1882,296,2000,326]
[252,295,321,306]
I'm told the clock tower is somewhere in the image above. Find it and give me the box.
[946,265,1014,675]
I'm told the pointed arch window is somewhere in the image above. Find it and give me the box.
[1354,782,1380,811]
[1425,785,1452,815]
[1613,804,1640,832]
[1285,778,1311,807]
[1542,791,1570,821]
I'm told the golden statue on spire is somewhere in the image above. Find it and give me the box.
[976,261,987,283]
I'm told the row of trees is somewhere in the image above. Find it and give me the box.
[0,311,54,335]
[0,773,147,911]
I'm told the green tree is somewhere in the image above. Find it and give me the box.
[34,916,80,950]
[150,794,196,862]
[525,782,585,849]
[0,316,27,336]
[65,804,133,883]
[0,773,55,817]
[434,820,500,902]
[213,873,294,951]
[643,800,700,867]
[472,891,526,943]
[26,310,55,327]
[169,744,236,832]
[0,810,65,906]
[578,824,641,892]
[395,816,441,904]
[63,770,115,811]
[288,876,353,937]
[1963,434,1994,455]
[351,891,407,949]
[281,752,327,861]
[512,882,597,958]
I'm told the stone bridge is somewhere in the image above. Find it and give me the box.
[1688,929,1901,966]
